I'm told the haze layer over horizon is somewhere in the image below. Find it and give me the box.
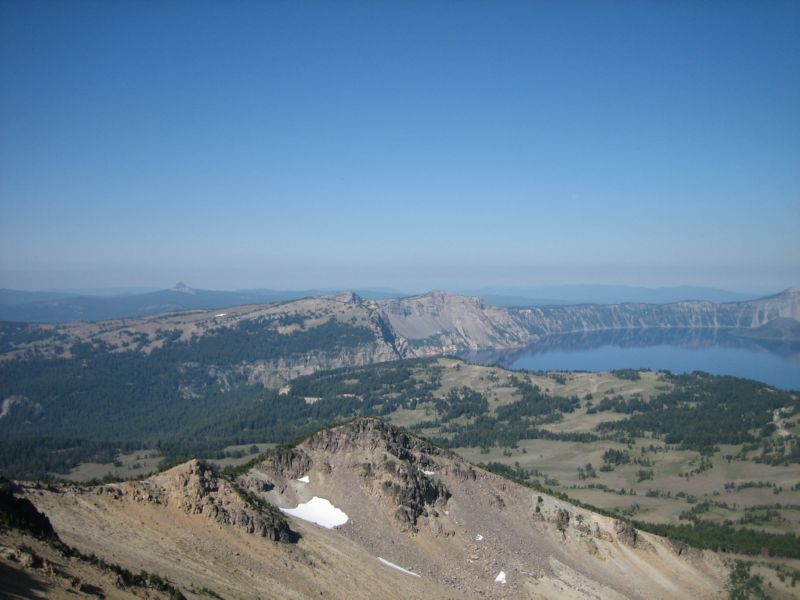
[1,2,798,291]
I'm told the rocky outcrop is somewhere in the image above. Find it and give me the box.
[255,447,313,482]
[367,459,450,532]
[132,460,296,542]
[445,462,477,482]
[14,418,731,599]
[308,419,452,531]
[306,417,446,461]
[613,520,639,547]
[255,419,452,532]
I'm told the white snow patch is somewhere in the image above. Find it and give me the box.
[475,534,483,541]
[495,571,507,584]
[377,557,420,578]
[422,470,435,476]
[281,496,348,528]
[297,475,310,483]
[214,313,227,317]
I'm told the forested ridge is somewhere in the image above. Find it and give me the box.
[2,339,799,562]
[1,338,797,479]
[0,318,383,476]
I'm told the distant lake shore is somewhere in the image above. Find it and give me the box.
[462,328,800,390]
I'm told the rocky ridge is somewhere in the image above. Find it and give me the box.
[2,288,798,386]
[127,459,296,542]
[382,287,800,356]
[5,418,732,598]
[238,418,727,598]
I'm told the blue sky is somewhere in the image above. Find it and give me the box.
[1,1,798,292]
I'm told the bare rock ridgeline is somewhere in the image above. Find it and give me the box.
[14,418,729,598]
[5,288,797,387]
[240,418,727,598]
[123,459,296,542]
[372,287,800,356]
[251,419,451,532]
[514,287,800,334]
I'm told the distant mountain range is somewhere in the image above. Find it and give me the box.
[0,282,778,323]
[2,287,798,387]
[465,285,761,306]
[0,282,402,323]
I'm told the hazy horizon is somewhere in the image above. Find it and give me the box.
[2,2,798,293]
[0,278,791,299]
[0,267,795,295]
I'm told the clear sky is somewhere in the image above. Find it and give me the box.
[1,1,798,292]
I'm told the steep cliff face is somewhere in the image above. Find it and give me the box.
[3,289,797,386]
[236,341,401,388]
[514,288,800,335]
[378,291,532,353]
[380,288,800,355]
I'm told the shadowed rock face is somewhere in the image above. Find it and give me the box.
[511,288,800,336]
[367,458,451,532]
[256,447,313,481]
[0,478,56,541]
[613,521,639,547]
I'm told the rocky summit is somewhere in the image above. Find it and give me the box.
[3,418,729,599]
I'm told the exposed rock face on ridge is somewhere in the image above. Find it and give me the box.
[15,451,456,599]
[305,416,445,460]
[252,419,450,531]
[378,287,800,356]
[13,418,729,599]
[239,418,727,598]
[310,419,451,531]
[3,288,798,389]
[513,287,800,336]
[111,459,296,542]
[378,290,532,353]
[255,447,313,482]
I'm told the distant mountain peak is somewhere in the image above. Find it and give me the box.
[171,282,196,295]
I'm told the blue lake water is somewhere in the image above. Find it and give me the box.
[462,329,800,390]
